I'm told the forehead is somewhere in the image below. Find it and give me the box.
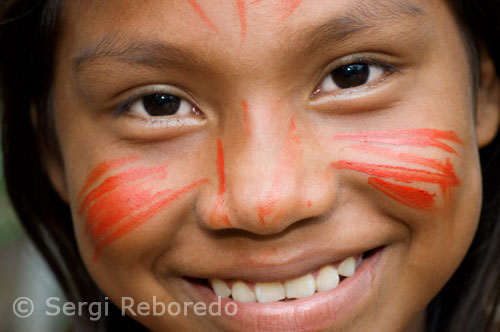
[59,0,449,62]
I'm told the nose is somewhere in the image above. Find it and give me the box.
[197,100,338,234]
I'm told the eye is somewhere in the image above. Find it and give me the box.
[318,63,385,92]
[129,93,196,117]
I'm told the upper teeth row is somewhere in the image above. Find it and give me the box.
[209,256,359,303]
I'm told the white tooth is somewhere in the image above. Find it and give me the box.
[338,257,356,277]
[255,282,286,303]
[316,265,339,292]
[210,279,231,298]
[232,281,256,303]
[285,274,316,299]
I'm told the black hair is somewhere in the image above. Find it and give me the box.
[0,0,499,331]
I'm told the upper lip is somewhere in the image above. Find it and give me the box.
[179,244,382,283]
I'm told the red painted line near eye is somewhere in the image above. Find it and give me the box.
[333,129,462,154]
[185,0,219,32]
[236,0,247,42]
[278,0,304,20]
[91,179,208,261]
[242,100,251,137]
[368,177,436,211]
[78,156,140,200]
[79,165,168,217]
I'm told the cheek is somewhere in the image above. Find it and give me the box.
[74,156,208,261]
[331,128,463,213]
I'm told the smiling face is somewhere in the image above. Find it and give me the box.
[45,0,500,331]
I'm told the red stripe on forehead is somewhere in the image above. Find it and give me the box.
[185,0,219,32]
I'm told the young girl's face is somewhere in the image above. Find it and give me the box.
[46,0,499,331]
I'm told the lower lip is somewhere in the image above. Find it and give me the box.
[185,248,384,332]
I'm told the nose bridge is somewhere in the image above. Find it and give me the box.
[212,99,320,234]
[232,101,296,224]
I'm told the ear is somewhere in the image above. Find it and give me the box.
[475,49,500,148]
[30,105,70,203]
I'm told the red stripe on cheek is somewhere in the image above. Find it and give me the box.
[332,160,458,193]
[92,179,208,261]
[333,129,462,154]
[368,177,436,211]
[78,156,140,199]
[87,184,171,239]
[348,144,451,174]
[79,165,168,215]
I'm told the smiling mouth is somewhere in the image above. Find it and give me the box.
[193,248,380,304]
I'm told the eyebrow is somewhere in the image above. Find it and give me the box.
[300,1,425,53]
[72,0,425,73]
[73,36,204,72]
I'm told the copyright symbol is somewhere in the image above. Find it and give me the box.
[13,297,34,318]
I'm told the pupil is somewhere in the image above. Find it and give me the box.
[331,63,369,89]
[143,94,181,116]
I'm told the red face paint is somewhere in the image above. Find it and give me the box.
[217,139,226,196]
[78,156,140,200]
[236,0,247,42]
[278,0,304,20]
[332,129,461,211]
[255,115,301,225]
[91,179,208,260]
[368,177,436,211]
[210,140,232,226]
[288,115,302,145]
[79,158,207,260]
[332,160,458,196]
[257,199,278,225]
[79,165,168,217]
[333,129,462,154]
[349,144,452,175]
[86,182,170,239]
[185,0,219,32]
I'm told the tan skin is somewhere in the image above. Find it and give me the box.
[43,0,500,331]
